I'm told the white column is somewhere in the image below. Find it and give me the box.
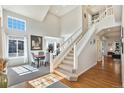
[121,5,124,88]
[50,53,53,73]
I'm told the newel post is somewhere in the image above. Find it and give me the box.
[73,44,78,73]
[50,53,53,73]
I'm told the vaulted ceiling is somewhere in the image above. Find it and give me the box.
[2,5,50,21]
[1,5,122,40]
[49,5,78,17]
[2,5,122,23]
[2,5,78,21]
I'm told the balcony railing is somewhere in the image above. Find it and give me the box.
[92,7,113,24]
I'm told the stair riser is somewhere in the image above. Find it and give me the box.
[54,70,78,81]
[67,54,73,57]
[54,49,75,80]
[64,57,73,61]
[62,60,73,65]
[66,56,73,58]
[70,51,74,53]
[54,70,70,80]
[64,59,73,62]
[62,62,73,66]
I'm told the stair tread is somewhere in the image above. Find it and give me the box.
[59,64,73,72]
[55,68,72,76]
[59,63,73,68]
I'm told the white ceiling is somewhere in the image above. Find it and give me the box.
[2,5,50,21]
[49,5,78,17]
[1,5,122,23]
[2,5,78,21]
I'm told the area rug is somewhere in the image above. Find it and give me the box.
[28,73,66,88]
[12,65,39,76]
[47,81,69,88]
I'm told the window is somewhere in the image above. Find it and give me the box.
[8,16,26,31]
[8,36,26,58]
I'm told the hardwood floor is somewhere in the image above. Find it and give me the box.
[61,57,122,88]
[10,57,122,88]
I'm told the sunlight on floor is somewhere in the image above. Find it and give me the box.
[28,73,63,88]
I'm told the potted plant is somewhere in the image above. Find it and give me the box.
[0,72,8,88]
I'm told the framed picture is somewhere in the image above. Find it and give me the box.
[48,43,54,53]
[121,42,123,54]
[121,27,123,38]
[31,35,42,50]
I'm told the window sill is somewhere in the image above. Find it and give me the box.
[8,56,26,60]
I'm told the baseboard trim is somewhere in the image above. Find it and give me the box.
[77,62,97,76]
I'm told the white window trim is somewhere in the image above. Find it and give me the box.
[7,35,27,59]
[7,16,26,32]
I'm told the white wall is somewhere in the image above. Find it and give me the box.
[3,9,61,37]
[82,6,89,33]
[96,15,120,34]
[60,6,82,41]
[113,5,122,23]
[96,37,103,61]
[2,9,61,66]
[43,36,63,51]
[102,41,110,57]
[0,20,2,57]
[77,34,97,75]
[121,5,124,88]
[0,7,2,57]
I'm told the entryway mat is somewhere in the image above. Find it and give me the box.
[28,73,64,88]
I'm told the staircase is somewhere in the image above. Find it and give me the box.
[54,48,78,81]
[50,6,115,81]
[55,49,74,80]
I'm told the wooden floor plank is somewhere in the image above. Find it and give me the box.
[10,57,122,88]
[61,57,122,88]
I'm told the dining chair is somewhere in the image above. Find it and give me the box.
[38,51,45,66]
[38,51,50,66]
[31,53,38,67]
[44,52,50,66]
